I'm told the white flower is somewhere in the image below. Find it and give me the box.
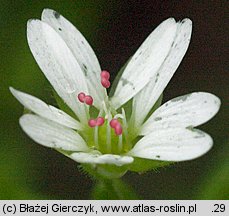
[11,9,220,176]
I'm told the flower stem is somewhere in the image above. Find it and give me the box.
[91,179,140,200]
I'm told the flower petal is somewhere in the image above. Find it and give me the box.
[20,114,88,151]
[27,19,88,123]
[129,128,213,161]
[70,151,134,166]
[131,19,192,127]
[41,9,105,109]
[141,92,221,135]
[111,18,177,109]
[10,87,82,130]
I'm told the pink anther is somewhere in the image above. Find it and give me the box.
[114,124,123,136]
[110,119,119,128]
[110,119,123,135]
[88,119,97,127]
[96,117,105,126]
[88,117,105,127]
[101,70,110,80]
[77,92,85,103]
[100,70,111,88]
[78,92,93,106]
[101,78,110,88]
[84,95,93,106]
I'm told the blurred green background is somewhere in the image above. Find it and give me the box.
[0,0,228,199]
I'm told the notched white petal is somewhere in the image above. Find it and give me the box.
[20,114,88,151]
[132,19,192,127]
[10,87,82,130]
[41,9,105,109]
[111,18,177,109]
[27,19,88,123]
[70,151,134,166]
[129,128,213,161]
[141,92,221,135]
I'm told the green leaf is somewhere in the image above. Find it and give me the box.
[91,179,140,199]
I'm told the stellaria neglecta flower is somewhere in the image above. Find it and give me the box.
[11,9,220,178]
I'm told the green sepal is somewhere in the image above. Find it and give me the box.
[128,157,172,173]
[91,178,140,200]
[80,158,171,178]
[57,150,129,180]
[80,163,129,180]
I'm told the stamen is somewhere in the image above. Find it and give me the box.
[96,117,105,126]
[109,119,119,128]
[101,78,110,88]
[88,117,105,150]
[94,126,99,149]
[77,92,93,106]
[106,112,112,152]
[109,118,123,136]
[84,103,90,120]
[88,117,105,127]
[101,70,111,88]
[88,119,97,127]
[114,123,123,136]
[77,92,85,103]
[84,95,93,106]
[101,70,110,80]
[114,114,124,119]
[118,134,123,152]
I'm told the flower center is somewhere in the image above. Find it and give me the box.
[77,70,132,154]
